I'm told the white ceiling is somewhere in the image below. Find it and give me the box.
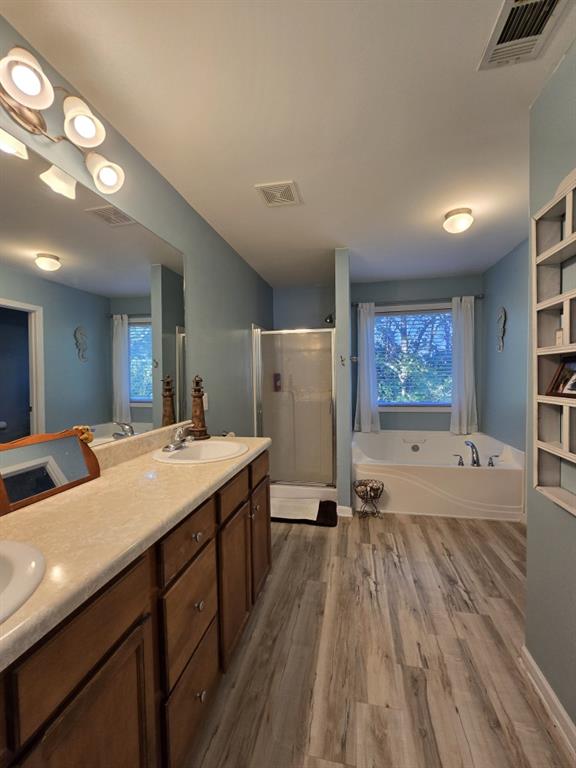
[2,1,576,287]
[0,147,181,297]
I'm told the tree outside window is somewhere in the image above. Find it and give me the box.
[374,309,452,406]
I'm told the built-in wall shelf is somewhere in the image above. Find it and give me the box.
[537,395,576,407]
[535,231,576,266]
[536,344,576,356]
[536,286,576,312]
[536,486,576,517]
[532,168,576,519]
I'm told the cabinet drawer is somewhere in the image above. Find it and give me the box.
[250,451,269,489]
[164,620,220,768]
[12,554,151,747]
[162,539,217,691]
[217,468,249,525]
[159,497,216,587]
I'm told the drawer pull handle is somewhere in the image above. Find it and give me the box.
[195,599,206,612]
[196,689,208,704]
[249,512,255,520]
[255,504,261,512]
[192,531,204,543]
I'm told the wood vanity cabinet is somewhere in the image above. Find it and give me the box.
[218,499,253,669]
[1,450,271,768]
[250,476,272,603]
[18,618,156,768]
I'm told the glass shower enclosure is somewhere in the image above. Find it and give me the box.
[253,328,335,486]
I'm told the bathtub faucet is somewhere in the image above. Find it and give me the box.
[464,440,481,467]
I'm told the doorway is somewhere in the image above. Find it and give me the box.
[0,298,45,439]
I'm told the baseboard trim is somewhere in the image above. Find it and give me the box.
[337,505,353,517]
[519,645,576,762]
[351,505,523,522]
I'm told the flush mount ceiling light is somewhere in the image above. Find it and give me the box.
[0,47,54,110]
[39,165,77,200]
[85,152,125,194]
[35,253,61,271]
[0,127,28,159]
[443,208,474,234]
[63,96,106,148]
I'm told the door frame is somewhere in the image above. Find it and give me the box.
[252,327,336,487]
[0,297,45,434]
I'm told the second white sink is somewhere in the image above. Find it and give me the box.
[0,541,46,623]
[153,439,248,465]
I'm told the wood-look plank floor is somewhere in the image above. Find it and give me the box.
[191,515,570,768]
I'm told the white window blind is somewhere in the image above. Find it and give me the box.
[374,307,453,407]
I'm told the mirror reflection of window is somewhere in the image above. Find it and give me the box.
[128,319,153,404]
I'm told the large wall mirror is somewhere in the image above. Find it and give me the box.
[0,134,185,447]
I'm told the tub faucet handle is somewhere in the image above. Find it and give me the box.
[453,454,464,466]
[487,454,500,467]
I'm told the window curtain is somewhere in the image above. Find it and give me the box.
[112,314,131,423]
[450,296,478,435]
[354,302,381,433]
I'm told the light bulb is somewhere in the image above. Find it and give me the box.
[73,114,97,140]
[11,62,42,96]
[0,128,28,159]
[98,165,119,187]
[443,208,474,234]
[35,253,61,271]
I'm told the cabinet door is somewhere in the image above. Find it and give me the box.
[251,478,271,603]
[20,619,156,768]
[218,501,252,669]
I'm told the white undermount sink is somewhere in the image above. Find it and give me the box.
[152,439,249,465]
[0,541,46,623]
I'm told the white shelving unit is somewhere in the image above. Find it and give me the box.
[532,169,576,517]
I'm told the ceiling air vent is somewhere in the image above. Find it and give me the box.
[85,205,135,227]
[255,180,301,207]
[479,0,570,69]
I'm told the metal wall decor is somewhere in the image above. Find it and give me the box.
[73,326,87,362]
[496,306,507,352]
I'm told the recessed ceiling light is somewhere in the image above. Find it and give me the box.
[0,47,54,109]
[35,253,61,272]
[39,165,77,199]
[85,152,125,194]
[63,96,106,148]
[0,127,28,159]
[443,208,474,234]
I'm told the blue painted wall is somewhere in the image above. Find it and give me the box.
[273,285,335,330]
[0,18,273,439]
[109,296,151,316]
[526,39,576,723]
[481,240,529,450]
[350,275,484,431]
[0,263,112,431]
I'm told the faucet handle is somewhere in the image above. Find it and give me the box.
[487,454,500,467]
[453,454,464,466]
[174,426,187,442]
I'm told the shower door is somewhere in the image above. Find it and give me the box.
[254,329,335,486]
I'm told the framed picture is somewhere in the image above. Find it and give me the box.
[546,359,576,398]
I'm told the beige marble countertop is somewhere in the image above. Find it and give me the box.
[0,436,271,672]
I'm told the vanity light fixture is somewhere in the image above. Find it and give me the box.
[0,127,28,159]
[0,47,54,110]
[443,208,474,234]
[39,165,77,200]
[85,152,125,194]
[63,96,106,148]
[35,253,62,272]
[0,45,126,194]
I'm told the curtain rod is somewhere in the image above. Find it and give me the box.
[351,294,484,307]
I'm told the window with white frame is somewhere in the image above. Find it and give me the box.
[374,304,452,408]
[128,319,153,404]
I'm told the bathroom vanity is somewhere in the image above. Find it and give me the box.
[0,434,271,768]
